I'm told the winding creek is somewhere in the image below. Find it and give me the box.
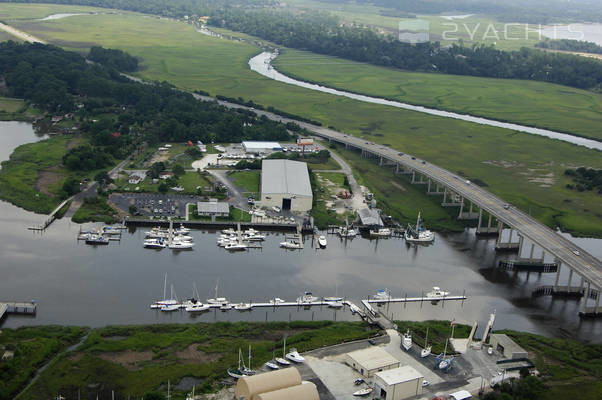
[0,121,601,343]
[249,51,602,150]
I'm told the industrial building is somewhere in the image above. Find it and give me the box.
[373,366,424,400]
[242,141,283,154]
[489,334,528,359]
[235,368,318,400]
[344,347,400,377]
[196,199,229,221]
[260,160,312,212]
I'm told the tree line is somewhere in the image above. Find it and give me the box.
[88,46,138,71]
[536,39,602,55]
[207,9,602,90]
[0,41,291,161]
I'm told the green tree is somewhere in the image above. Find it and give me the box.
[129,205,137,214]
[173,164,185,177]
[61,177,81,197]
[158,182,168,194]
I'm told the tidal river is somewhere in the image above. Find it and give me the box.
[0,121,600,343]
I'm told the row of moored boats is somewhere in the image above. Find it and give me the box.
[144,223,194,250]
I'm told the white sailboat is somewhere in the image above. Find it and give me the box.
[265,347,280,370]
[275,337,291,366]
[207,279,228,305]
[241,345,256,375]
[402,329,412,351]
[227,348,246,379]
[152,273,179,307]
[160,284,180,311]
[324,284,343,302]
[421,327,432,358]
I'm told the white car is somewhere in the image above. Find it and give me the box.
[422,380,430,387]
[272,206,281,213]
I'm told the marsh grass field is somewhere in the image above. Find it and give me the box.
[0,5,600,235]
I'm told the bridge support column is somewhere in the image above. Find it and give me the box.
[553,259,561,290]
[458,199,464,217]
[529,243,535,260]
[477,208,483,228]
[427,179,431,192]
[442,187,447,203]
[567,268,573,288]
[379,156,383,166]
[518,235,524,257]
[581,281,591,314]
[396,163,399,173]
[411,171,416,183]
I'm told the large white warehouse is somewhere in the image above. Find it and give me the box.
[260,159,312,212]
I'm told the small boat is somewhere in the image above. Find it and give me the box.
[207,279,228,305]
[234,303,253,311]
[85,235,109,245]
[152,274,179,307]
[405,212,435,243]
[285,348,304,363]
[186,303,210,312]
[280,240,302,249]
[324,284,342,302]
[421,327,432,358]
[426,286,450,298]
[402,329,412,351]
[349,304,361,314]
[373,289,391,302]
[328,301,343,309]
[220,303,233,311]
[297,291,319,303]
[353,388,373,397]
[225,242,247,251]
[269,297,286,305]
[169,239,194,250]
[160,304,180,312]
[102,226,122,235]
[265,360,279,369]
[318,235,327,248]
[337,226,357,238]
[369,228,391,237]
[174,224,190,234]
[243,233,265,241]
[276,337,291,365]
[144,238,166,249]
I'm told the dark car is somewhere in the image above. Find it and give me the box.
[411,156,416,160]
[368,338,377,345]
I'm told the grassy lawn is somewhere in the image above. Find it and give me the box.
[0,3,104,20]
[0,96,42,121]
[311,171,355,228]
[228,170,260,194]
[178,171,211,193]
[394,320,472,355]
[72,196,118,224]
[305,156,341,170]
[2,5,601,235]
[0,97,25,113]
[0,325,89,400]
[273,49,602,141]
[17,321,378,400]
[188,204,252,222]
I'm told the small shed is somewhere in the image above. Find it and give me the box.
[374,366,424,400]
[489,334,528,359]
[345,347,400,377]
[235,368,302,400]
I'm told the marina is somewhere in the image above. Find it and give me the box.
[0,302,37,321]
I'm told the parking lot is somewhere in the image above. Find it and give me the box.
[109,193,205,218]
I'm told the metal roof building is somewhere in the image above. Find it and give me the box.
[344,347,400,377]
[235,368,303,400]
[489,334,528,359]
[358,208,383,227]
[253,381,319,400]
[197,200,229,221]
[374,366,424,400]
[260,160,312,212]
[242,141,283,153]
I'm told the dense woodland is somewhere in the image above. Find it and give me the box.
[88,46,138,71]
[209,10,602,90]
[564,168,602,193]
[536,39,602,55]
[5,0,602,90]
[0,41,291,160]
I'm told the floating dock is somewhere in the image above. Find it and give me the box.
[126,218,308,231]
[0,302,37,321]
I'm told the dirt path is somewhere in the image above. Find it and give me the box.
[0,22,46,44]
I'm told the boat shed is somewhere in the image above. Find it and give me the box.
[374,366,424,400]
[344,347,400,377]
[449,390,473,400]
[260,160,312,212]
[242,141,283,154]
[235,368,302,400]
[489,334,528,359]
[358,208,383,227]
[253,381,319,400]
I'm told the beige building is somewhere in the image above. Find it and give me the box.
[344,347,400,377]
[260,160,312,212]
[489,334,528,359]
[235,367,318,400]
[373,366,424,400]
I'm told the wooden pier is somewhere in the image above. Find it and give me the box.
[126,218,304,231]
[0,302,37,321]
[27,197,72,231]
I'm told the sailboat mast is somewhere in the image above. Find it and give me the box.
[425,327,429,347]
[283,336,287,356]
[443,338,448,357]
[163,273,167,300]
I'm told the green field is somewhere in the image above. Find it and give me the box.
[228,170,260,194]
[0,325,88,400]
[0,5,600,235]
[0,97,25,113]
[274,49,602,141]
[72,196,118,224]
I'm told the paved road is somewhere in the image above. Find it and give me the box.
[207,170,249,211]
[193,94,602,291]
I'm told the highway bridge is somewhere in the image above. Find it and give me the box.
[200,96,602,318]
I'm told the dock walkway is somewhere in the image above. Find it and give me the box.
[0,302,37,321]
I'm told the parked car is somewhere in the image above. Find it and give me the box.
[272,206,281,213]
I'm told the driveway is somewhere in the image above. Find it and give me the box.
[207,170,249,210]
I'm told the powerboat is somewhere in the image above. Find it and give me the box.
[328,301,343,309]
[220,303,233,311]
[144,238,166,249]
[225,242,247,251]
[174,224,190,234]
[234,303,253,311]
[222,228,236,234]
[85,234,109,245]
[337,226,357,238]
[280,240,302,249]
[402,329,412,351]
[265,360,279,369]
[160,304,180,312]
[269,297,286,305]
[169,239,194,250]
[318,235,327,248]
[102,226,122,235]
[297,291,319,303]
[275,357,290,365]
[185,303,210,313]
[285,348,304,363]
[373,289,391,302]
[426,286,450,298]
[353,388,373,397]
[243,233,265,241]
[369,228,391,237]
[405,212,435,243]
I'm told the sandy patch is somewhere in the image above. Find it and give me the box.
[99,350,154,371]
[176,344,221,363]
[35,170,63,196]
[391,181,406,192]
[68,353,84,362]
[482,160,525,169]
[519,170,555,186]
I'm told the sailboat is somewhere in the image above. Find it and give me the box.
[160,285,180,311]
[434,338,454,371]
[185,385,195,400]
[324,284,343,302]
[227,348,246,379]
[185,284,210,312]
[207,279,228,305]
[421,327,432,358]
[151,273,178,308]
[241,345,256,376]
[402,329,412,351]
[275,337,291,366]
[265,346,280,370]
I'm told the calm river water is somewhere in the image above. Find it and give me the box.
[0,122,600,343]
